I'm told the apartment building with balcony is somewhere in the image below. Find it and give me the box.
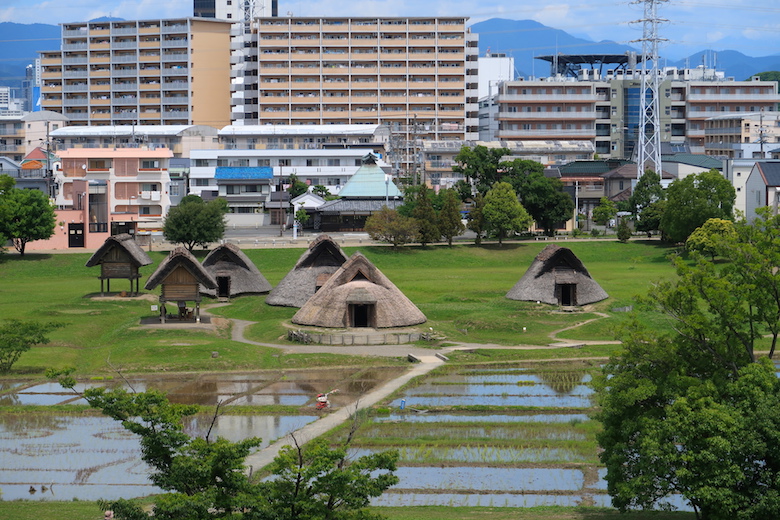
[39,18,233,128]
[217,124,390,153]
[231,17,479,147]
[422,139,594,188]
[704,112,780,159]
[49,124,220,157]
[43,148,176,248]
[495,58,780,159]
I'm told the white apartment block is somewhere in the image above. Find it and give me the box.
[230,17,480,146]
[495,64,780,159]
[189,148,383,211]
[39,18,233,128]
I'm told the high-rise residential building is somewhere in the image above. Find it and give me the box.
[493,55,780,160]
[38,18,233,128]
[231,17,479,143]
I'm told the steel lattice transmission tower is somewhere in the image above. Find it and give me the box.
[632,0,667,179]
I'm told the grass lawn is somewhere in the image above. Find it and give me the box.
[0,240,681,378]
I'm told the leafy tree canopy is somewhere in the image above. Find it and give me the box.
[287,174,309,198]
[504,163,573,236]
[452,145,509,195]
[686,218,737,260]
[364,206,419,248]
[629,169,665,213]
[596,209,780,518]
[0,187,57,255]
[163,196,228,252]
[660,169,735,244]
[412,184,440,246]
[482,182,532,245]
[592,197,618,226]
[0,320,60,372]
[437,188,465,246]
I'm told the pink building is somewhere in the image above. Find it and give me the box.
[27,147,175,251]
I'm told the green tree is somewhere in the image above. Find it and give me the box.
[163,196,227,252]
[294,205,310,228]
[505,163,573,237]
[0,174,15,196]
[0,320,59,372]
[287,174,309,198]
[412,184,440,246]
[592,197,618,226]
[596,212,780,518]
[466,192,486,245]
[311,185,330,198]
[482,182,532,246]
[364,206,418,248]
[686,218,737,260]
[635,199,666,235]
[437,188,465,246]
[0,187,56,255]
[251,435,399,520]
[452,179,473,202]
[660,169,735,243]
[452,145,508,195]
[616,218,631,242]
[629,169,665,214]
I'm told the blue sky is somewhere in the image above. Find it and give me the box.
[1,0,778,60]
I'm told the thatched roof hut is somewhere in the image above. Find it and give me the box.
[506,244,608,306]
[292,252,426,328]
[200,243,271,298]
[85,234,152,296]
[145,247,217,323]
[266,234,348,307]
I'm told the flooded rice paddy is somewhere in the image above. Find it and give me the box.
[0,361,684,511]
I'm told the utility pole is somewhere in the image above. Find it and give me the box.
[632,0,667,179]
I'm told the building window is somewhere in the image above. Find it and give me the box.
[193,178,210,186]
[141,160,160,169]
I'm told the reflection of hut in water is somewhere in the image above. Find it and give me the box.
[145,247,217,323]
[266,234,348,308]
[200,243,271,299]
[292,252,426,328]
[506,245,608,306]
[85,234,152,296]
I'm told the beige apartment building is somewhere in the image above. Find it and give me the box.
[495,64,780,159]
[39,18,233,128]
[231,17,479,142]
[704,112,780,159]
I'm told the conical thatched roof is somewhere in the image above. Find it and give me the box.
[200,243,271,297]
[292,252,426,328]
[506,244,608,306]
[266,235,349,307]
[145,247,217,291]
[85,234,152,268]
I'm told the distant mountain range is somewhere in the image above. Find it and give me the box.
[472,19,780,81]
[1,18,778,91]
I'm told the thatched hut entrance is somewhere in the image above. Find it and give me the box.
[557,284,576,306]
[216,276,231,298]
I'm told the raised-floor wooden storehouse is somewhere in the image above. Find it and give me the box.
[266,234,348,307]
[144,247,217,323]
[200,243,272,299]
[85,234,152,296]
[506,244,608,306]
[292,251,426,328]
